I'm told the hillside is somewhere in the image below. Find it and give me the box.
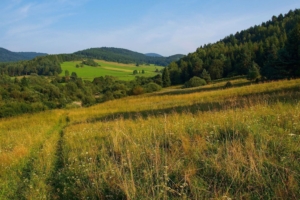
[1,77,300,199]
[145,53,163,57]
[1,6,300,199]
[166,9,300,85]
[0,47,47,62]
[60,60,164,81]
[74,47,184,66]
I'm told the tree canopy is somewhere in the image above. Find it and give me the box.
[166,9,300,85]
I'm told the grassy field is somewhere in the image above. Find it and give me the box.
[60,60,164,81]
[1,78,300,199]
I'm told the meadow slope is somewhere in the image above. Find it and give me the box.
[60,60,164,81]
[0,78,300,199]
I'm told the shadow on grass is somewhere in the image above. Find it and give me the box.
[154,81,253,96]
[87,86,300,123]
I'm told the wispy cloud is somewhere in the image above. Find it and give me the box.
[1,9,259,55]
[1,0,300,55]
[18,4,32,16]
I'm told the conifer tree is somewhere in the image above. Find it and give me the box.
[284,22,300,77]
[162,67,171,87]
[247,62,260,81]
[201,69,211,83]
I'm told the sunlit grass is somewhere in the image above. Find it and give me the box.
[0,110,65,199]
[1,78,300,199]
[62,101,300,199]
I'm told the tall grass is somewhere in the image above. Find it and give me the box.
[61,101,300,199]
[0,78,300,199]
[59,78,300,199]
[0,110,66,199]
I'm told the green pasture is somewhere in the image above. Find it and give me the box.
[60,60,164,81]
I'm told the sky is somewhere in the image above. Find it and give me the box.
[1,0,300,56]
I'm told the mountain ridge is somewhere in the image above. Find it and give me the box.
[0,47,47,62]
[74,47,184,66]
[145,53,163,57]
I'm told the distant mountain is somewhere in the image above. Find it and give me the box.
[74,47,184,66]
[0,47,47,62]
[145,53,163,57]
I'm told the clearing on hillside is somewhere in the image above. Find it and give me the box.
[60,60,164,81]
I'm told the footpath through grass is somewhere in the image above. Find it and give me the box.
[1,78,300,199]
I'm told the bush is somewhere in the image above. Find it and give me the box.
[224,81,233,88]
[82,59,99,67]
[143,82,162,93]
[102,91,115,102]
[184,76,206,88]
[113,90,127,99]
[132,86,144,95]
[82,95,96,106]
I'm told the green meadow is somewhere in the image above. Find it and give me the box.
[60,60,164,81]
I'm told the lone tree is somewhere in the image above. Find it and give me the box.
[184,76,206,88]
[247,62,260,81]
[65,70,70,82]
[200,69,211,83]
[162,67,171,87]
[71,72,78,80]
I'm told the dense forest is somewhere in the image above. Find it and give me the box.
[145,53,163,57]
[74,47,184,66]
[0,54,81,77]
[164,9,300,85]
[0,47,47,62]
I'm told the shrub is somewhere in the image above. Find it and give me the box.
[224,81,233,88]
[113,90,127,99]
[82,59,99,67]
[184,76,206,88]
[82,95,96,106]
[132,86,144,95]
[143,82,162,93]
[102,91,115,101]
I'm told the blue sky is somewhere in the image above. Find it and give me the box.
[1,0,300,56]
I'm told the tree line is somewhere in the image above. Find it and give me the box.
[163,9,300,86]
[74,47,184,66]
[0,72,163,118]
[0,54,81,77]
[0,47,47,62]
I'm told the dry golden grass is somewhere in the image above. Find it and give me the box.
[1,78,300,199]
[60,101,300,199]
[0,110,66,199]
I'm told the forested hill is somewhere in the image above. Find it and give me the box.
[145,53,163,57]
[74,47,184,66]
[0,47,47,62]
[165,9,300,85]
